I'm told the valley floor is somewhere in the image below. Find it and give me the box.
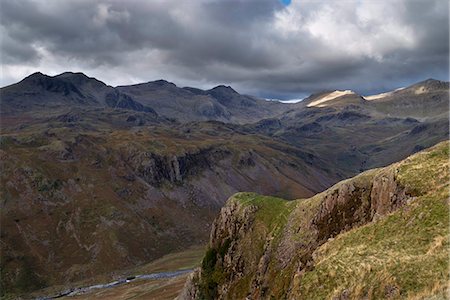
[63,273,189,300]
[27,246,205,300]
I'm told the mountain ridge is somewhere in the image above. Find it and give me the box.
[1,71,296,124]
[1,71,157,115]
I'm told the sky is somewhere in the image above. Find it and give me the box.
[1,0,449,99]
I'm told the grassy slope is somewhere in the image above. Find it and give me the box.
[200,141,449,299]
[298,142,449,299]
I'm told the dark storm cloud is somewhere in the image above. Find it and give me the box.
[1,0,448,99]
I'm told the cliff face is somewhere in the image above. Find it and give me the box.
[125,147,231,186]
[312,168,409,243]
[182,141,449,299]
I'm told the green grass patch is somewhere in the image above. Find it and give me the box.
[232,192,293,234]
[397,141,449,195]
[299,178,449,299]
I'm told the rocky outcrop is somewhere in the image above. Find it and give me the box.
[369,169,409,219]
[179,198,259,299]
[312,168,408,242]
[124,147,231,186]
[180,144,446,299]
[177,269,202,300]
[209,199,258,248]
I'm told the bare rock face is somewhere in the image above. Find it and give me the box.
[178,197,260,300]
[312,181,372,242]
[312,168,408,242]
[209,199,258,249]
[210,199,259,298]
[123,147,231,186]
[369,169,408,220]
[177,269,201,300]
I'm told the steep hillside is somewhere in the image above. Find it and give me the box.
[0,116,335,297]
[183,141,449,299]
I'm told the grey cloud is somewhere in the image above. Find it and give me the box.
[1,28,40,64]
[1,0,448,99]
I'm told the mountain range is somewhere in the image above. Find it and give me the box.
[0,72,448,298]
[1,72,292,123]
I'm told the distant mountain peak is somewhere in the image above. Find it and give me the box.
[403,78,449,96]
[20,71,106,88]
[116,79,177,90]
[22,71,49,81]
[55,71,97,84]
[207,85,240,103]
[306,90,356,107]
[55,72,112,90]
[420,78,448,86]
[148,79,176,87]
[409,78,448,87]
[29,71,45,77]
[56,71,89,78]
[210,85,238,94]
